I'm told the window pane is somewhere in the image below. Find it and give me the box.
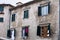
[41,6,48,16]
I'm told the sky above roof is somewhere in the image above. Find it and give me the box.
[0,0,33,6]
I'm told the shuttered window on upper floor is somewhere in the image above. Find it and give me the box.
[12,14,15,22]
[38,3,50,16]
[24,10,29,18]
[0,6,4,11]
[0,18,3,22]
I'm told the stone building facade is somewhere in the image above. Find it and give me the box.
[0,0,59,40]
[0,4,14,39]
[10,0,59,40]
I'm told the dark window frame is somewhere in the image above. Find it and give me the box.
[24,10,29,19]
[37,23,51,38]
[0,6,4,11]
[38,3,50,16]
[22,26,29,38]
[12,14,15,22]
[0,18,4,22]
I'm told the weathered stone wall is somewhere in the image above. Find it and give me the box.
[0,6,13,38]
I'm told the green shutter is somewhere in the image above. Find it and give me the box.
[24,10,29,18]
[37,26,41,36]
[48,23,51,35]
[38,7,41,16]
[48,2,50,13]
[14,29,16,37]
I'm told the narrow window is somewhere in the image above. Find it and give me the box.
[12,14,15,22]
[0,6,4,11]
[22,27,29,39]
[24,10,29,18]
[0,18,3,22]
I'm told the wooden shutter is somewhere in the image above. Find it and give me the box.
[48,2,50,13]
[37,26,41,36]
[38,7,41,16]
[48,23,51,36]
[0,18,3,22]
[7,29,12,38]
[14,29,16,37]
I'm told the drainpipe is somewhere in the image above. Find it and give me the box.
[9,10,11,29]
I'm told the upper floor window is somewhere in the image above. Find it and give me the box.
[38,3,50,16]
[0,6,4,11]
[37,23,51,38]
[24,10,29,19]
[12,14,15,22]
[0,18,3,22]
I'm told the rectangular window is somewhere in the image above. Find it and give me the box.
[37,23,51,38]
[38,3,50,16]
[22,26,29,38]
[0,6,4,11]
[12,14,15,22]
[0,18,3,22]
[24,10,29,18]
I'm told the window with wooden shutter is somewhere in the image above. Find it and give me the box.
[37,23,51,38]
[24,10,29,18]
[7,29,12,38]
[12,14,15,22]
[0,18,3,22]
[38,2,50,16]
[7,29,16,38]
